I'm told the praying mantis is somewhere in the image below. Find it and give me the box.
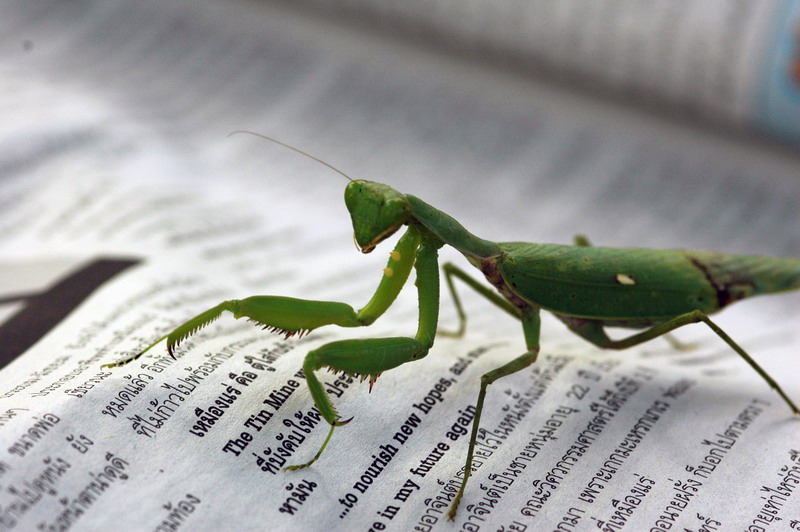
[107,139,800,520]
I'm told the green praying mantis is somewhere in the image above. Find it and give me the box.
[107,137,800,519]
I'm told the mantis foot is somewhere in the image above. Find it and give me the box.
[285,423,338,471]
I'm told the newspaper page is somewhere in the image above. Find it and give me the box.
[1,1,799,530]
[285,0,800,143]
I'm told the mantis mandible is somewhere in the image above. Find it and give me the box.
[107,139,800,519]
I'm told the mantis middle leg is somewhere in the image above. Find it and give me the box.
[448,306,541,520]
[440,262,521,337]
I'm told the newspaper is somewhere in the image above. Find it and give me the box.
[1,1,799,530]
[287,0,800,142]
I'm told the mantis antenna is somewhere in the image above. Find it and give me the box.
[228,130,353,182]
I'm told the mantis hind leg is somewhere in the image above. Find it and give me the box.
[565,311,799,413]
[448,306,541,520]
[440,262,521,338]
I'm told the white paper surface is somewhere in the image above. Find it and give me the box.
[1,2,799,530]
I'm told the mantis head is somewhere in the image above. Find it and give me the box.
[345,180,412,253]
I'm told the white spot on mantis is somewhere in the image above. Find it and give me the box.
[615,273,636,285]
[384,267,394,277]
[390,251,401,261]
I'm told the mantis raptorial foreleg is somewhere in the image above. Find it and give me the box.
[108,225,446,469]
[448,306,541,520]
[289,237,442,468]
[565,311,800,413]
[104,228,422,368]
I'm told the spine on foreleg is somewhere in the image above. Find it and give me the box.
[167,300,238,355]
